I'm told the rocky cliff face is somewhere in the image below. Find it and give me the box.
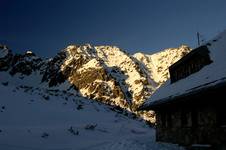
[0,44,13,71]
[0,44,191,121]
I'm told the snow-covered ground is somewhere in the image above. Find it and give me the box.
[0,82,184,150]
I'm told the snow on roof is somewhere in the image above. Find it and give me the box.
[142,30,226,109]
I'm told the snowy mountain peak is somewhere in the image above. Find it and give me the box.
[25,50,35,55]
[0,44,9,50]
[56,44,191,115]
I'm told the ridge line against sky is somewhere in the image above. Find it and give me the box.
[1,0,226,57]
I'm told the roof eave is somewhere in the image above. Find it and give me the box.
[139,79,226,111]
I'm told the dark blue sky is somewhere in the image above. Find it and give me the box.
[1,0,226,57]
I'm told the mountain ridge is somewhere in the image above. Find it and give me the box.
[0,44,191,121]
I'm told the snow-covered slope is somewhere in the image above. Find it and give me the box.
[0,78,184,150]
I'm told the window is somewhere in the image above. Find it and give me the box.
[217,108,226,126]
[191,110,198,127]
[160,112,172,128]
[166,112,172,128]
[181,111,188,127]
[161,113,167,127]
[170,46,212,83]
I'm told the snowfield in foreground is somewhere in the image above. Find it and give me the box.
[0,83,183,150]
